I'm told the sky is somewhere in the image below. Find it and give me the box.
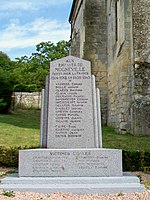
[0,0,73,60]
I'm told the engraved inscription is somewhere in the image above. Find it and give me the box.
[73,151,108,170]
[32,153,69,173]
[50,58,91,139]
[31,151,108,174]
[47,56,95,148]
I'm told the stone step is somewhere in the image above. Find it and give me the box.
[0,183,144,194]
[1,174,140,185]
[0,174,145,194]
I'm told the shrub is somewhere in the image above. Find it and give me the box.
[0,146,38,167]
[123,150,150,171]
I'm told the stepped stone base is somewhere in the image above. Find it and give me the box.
[19,148,122,177]
[0,148,144,194]
[0,173,144,194]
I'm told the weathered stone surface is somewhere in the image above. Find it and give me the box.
[131,97,150,135]
[19,148,122,177]
[133,0,150,62]
[47,56,96,148]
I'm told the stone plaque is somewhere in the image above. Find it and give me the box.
[47,56,95,148]
[19,149,122,177]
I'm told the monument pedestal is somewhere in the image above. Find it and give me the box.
[19,148,122,177]
[0,148,144,194]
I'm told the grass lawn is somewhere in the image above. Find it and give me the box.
[102,126,150,151]
[0,109,150,151]
[0,109,40,147]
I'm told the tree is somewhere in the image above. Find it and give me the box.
[11,62,48,92]
[0,52,14,113]
[0,68,13,113]
[14,40,70,91]
[0,51,13,71]
[16,40,69,65]
[0,40,70,112]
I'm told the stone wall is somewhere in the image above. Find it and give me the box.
[13,92,41,109]
[131,62,150,135]
[69,0,150,135]
[70,0,108,124]
[107,0,134,133]
[133,0,150,63]
[131,0,150,135]
[84,0,108,124]
[70,0,85,58]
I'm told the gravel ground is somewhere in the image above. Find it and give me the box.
[0,190,150,200]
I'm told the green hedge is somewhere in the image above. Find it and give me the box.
[0,146,150,172]
[123,150,150,171]
[0,146,38,167]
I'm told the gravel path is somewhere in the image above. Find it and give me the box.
[0,189,149,200]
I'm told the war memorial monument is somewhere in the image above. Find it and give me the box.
[0,56,144,194]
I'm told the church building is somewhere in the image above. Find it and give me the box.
[69,0,150,135]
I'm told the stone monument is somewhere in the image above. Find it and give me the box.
[0,56,144,194]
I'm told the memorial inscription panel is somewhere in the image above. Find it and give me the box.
[19,149,122,177]
[47,56,95,148]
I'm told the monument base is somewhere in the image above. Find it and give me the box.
[19,148,122,177]
[0,173,144,194]
[0,148,144,194]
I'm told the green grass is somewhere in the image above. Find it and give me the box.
[0,109,40,147]
[102,126,150,151]
[0,109,150,151]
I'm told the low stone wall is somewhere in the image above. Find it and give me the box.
[12,92,41,109]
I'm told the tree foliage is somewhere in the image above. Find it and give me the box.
[0,68,13,113]
[0,40,69,112]
[14,40,70,91]
[0,51,12,71]
[0,52,14,113]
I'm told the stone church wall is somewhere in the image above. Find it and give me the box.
[70,0,86,58]
[107,0,134,133]
[70,0,108,124]
[133,0,150,63]
[69,0,150,135]
[84,0,108,124]
[131,0,150,135]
